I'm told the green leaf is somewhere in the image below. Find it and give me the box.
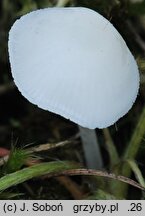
[103,128,120,167]
[0,161,77,191]
[127,160,145,188]
[0,192,23,199]
[110,106,145,198]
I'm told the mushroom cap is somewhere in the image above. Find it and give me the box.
[8,7,139,129]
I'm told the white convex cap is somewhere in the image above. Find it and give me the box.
[8,7,140,129]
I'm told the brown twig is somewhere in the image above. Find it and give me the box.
[43,169,145,192]
[0,137,79,167]
[27,140,73,153]
[55,176,84,199]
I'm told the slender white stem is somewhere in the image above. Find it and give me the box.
[78,126,103,169]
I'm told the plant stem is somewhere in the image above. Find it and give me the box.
[123,106,145,160]
[78,126,103,169]
[111,106,145,197]
[0,161,76,192]
[127,159,145,187]
[103,128,120,168]
[56,0,70,7]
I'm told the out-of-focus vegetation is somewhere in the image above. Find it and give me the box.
[0,0,145,199]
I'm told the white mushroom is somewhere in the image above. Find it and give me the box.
[8,7,140,169]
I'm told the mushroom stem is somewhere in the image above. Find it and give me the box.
[78,126,103,169]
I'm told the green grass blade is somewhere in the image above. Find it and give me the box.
[109,106,145,198]
[0,161,77,192]
[127,160,145,187]
[103,128,120,167]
